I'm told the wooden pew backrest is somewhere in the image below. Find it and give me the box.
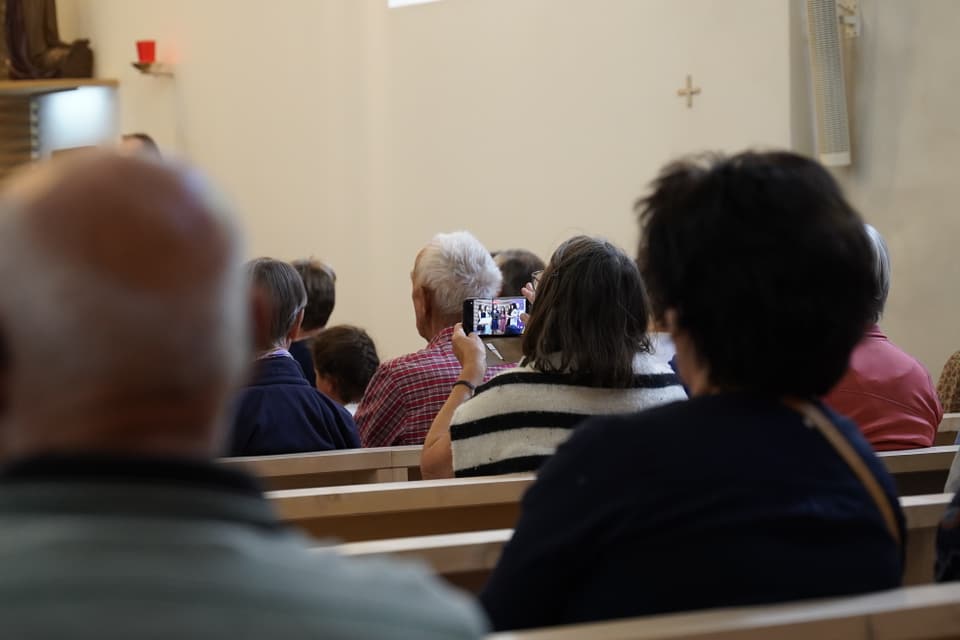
[879,445,958,495]
[485,582,960,640]
[271,474,535,541]
[326,493,952,591]
[220,445,422,490]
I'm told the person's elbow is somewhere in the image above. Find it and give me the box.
[420,439,454,479]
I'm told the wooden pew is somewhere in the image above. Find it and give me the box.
[271,475,534,541]
[314,488,950,589]
[336,528,512,593]
[225,443,955,494]
[220,445,422,490]
[485,582,960,640]
[935,412,960,446]
[879,445,958,495]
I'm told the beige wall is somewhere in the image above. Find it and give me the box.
[791,0,960,379]
[58,0,795,360]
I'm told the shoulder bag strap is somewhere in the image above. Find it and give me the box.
[782,397,902,547]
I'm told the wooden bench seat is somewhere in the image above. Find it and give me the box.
[314,490,952,588]
[879,445,958,494]
[485,581,960,640]
[227,442,958,495]
[935,413,960,446]
[220,445,422,490]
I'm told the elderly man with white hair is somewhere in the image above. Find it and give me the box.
[356,231,512,447]
[824,224,942,450]
[0,152,486,638]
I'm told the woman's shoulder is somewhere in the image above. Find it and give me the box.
[631,351,678,376]
[450,364,544,425]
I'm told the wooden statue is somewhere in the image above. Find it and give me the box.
[0,0,93,79]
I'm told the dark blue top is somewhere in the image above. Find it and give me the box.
[480,393,905,631]
[290,339,316,387]
[229,355,359,457]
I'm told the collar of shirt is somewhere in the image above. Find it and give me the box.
[426,325,457,352]
[257,348,293,361]
[0,454,282,531]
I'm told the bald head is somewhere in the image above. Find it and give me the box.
[0,152,248,459]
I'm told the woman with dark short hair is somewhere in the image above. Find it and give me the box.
[479,152,905,631]
[420,236,686,479]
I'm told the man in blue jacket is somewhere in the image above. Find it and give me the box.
[230,258,360,456]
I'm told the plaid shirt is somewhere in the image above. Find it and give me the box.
[356,326,512,447]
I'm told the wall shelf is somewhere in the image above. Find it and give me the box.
[132,62,173,77]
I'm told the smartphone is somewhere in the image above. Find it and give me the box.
[462,296,527,337]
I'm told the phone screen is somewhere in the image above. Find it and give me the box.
[463,297,527,336]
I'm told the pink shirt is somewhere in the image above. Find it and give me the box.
[825,326,942,451]
[355,326,512,447]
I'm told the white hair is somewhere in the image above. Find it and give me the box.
[864,223,891,322]
[414,231,502,317]
[0,193,249,405]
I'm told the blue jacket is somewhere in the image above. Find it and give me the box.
[230,355,360,456]
[481,393,905,630]
[290,339,316,387]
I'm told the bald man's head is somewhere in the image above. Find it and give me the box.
[0,152,249,459]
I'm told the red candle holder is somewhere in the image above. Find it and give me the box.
[136,40,156,64]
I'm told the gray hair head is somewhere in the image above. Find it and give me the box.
[248,258,308,349]
[864,224,891,322]
[414,231,502,317]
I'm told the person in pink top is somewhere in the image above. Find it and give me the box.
[824,225,942,450]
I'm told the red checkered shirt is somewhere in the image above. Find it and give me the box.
[356,326,513,447]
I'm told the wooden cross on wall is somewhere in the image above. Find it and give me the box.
[677,74,701,108]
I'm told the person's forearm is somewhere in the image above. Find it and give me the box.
[420,384,474,479]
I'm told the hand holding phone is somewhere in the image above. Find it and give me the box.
[451,323,487,384]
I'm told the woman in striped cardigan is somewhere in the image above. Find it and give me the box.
[420,236,686,479]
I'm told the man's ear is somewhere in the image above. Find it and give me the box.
[419,286,434,319]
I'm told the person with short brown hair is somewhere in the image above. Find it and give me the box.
[492,248,545,297]
[290,258,337,386]
[310,325,380,414]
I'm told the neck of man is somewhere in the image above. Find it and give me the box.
[1,393,225,463]
[256,338,292,358]
[421,313,459,343]
[295,326,325,341]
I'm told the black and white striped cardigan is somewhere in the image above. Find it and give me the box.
[450,354,687,477]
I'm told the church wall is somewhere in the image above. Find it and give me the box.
[791,0,960,379]
[58,0,792,361]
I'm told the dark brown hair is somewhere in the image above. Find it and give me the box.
[636,150,874,395]
[247,258,307,348]
[310,325,380,404]
[292,259,337,331]
[493,249,545,297]
[521,236,651,388]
